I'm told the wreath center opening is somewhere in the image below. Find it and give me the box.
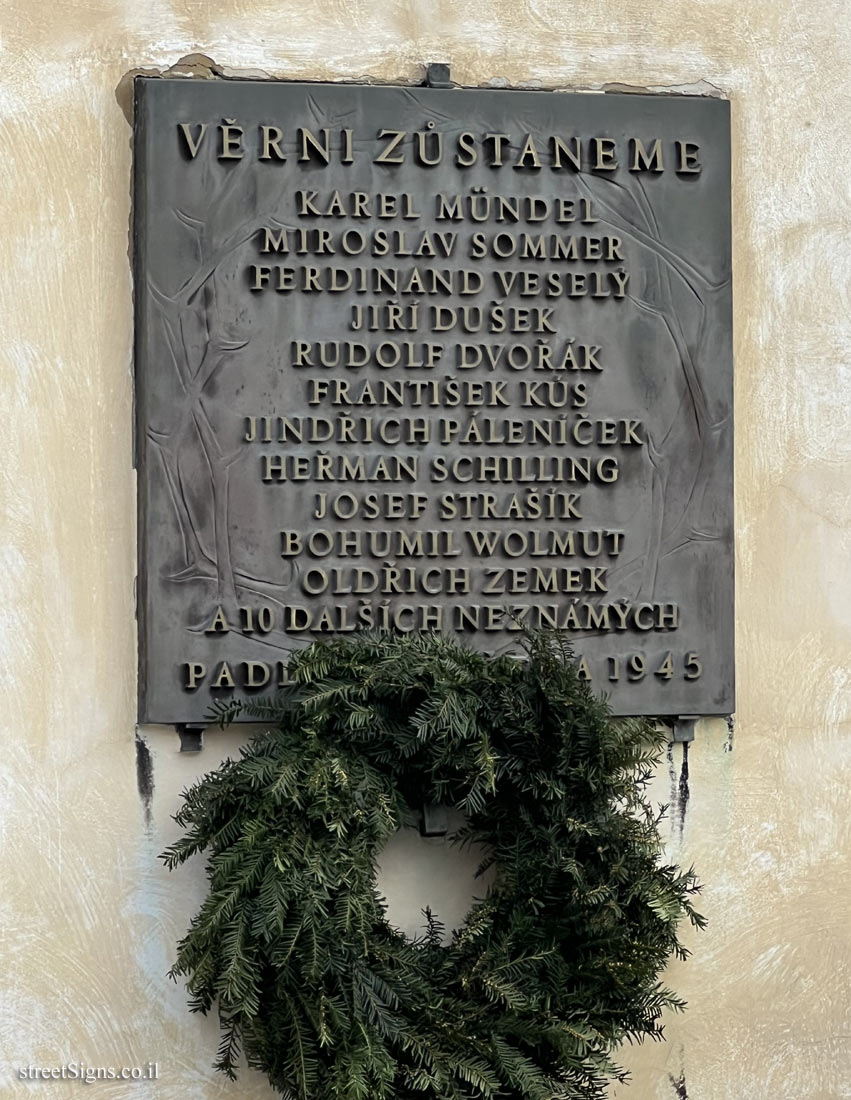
[376,809,496,944]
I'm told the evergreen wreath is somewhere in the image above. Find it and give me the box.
[163,630,704,1100]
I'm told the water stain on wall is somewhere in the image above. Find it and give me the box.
[677,742,690,839]
[135,734,154,828]
[666,740,691,842]
[669,1069,689,1099]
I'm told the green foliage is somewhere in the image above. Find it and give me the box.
[163,630,704,1100]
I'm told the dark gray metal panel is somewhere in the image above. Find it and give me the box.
[134,78,733,723]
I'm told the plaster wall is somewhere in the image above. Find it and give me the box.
[1,2,849,1097]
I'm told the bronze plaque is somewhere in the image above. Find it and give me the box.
[134,77,733,723]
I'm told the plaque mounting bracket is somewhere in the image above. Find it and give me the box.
[425,63,452,88]
[667,716,699,744]
[420,804,449,837]
[177,724,205,752]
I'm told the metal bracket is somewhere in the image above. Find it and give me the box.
[425,63,452,89]
[176,724,205,752]
[668,716,699,743]
[420,804,449,837]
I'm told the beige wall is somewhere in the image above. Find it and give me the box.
[2,2,849,1097]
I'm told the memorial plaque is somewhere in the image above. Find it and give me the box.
[134,77,733,723]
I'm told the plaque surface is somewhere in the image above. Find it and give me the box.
[134,77,733,723]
